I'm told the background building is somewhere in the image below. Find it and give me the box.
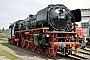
[80,9,90,35]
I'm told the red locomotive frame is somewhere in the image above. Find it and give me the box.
[8,27,80,57]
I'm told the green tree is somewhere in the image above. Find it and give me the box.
[0,28,6,38]
[0,29,2,33]
[2,28,5,33]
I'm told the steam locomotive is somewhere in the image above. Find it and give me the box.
[6,4,86,57]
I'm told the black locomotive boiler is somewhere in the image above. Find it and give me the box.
[13,4,81,31]
[6,4,85,57]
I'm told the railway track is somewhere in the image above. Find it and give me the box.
[23,47,90,60]
[6,42,89,60]
[71,47,90,60]
[75,48,90,56]
[57,51,89,60]
[83,48,90,52]
[1,40,90,60]
[28,46,90,60]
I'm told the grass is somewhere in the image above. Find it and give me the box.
[0,41,15,49]
[0,41,25,52]
[0,40,3,45]
[0,40,21,60]
[0,37,8,40]
[0,48,20,60]
[0,38,25,52]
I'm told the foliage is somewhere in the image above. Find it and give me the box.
[1,33,6,38]
[0,28,4,33]
[0,28,7,38]
[0,29,2,33]
[2,28,4,32]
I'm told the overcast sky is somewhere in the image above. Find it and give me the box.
[0,0,90,29]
